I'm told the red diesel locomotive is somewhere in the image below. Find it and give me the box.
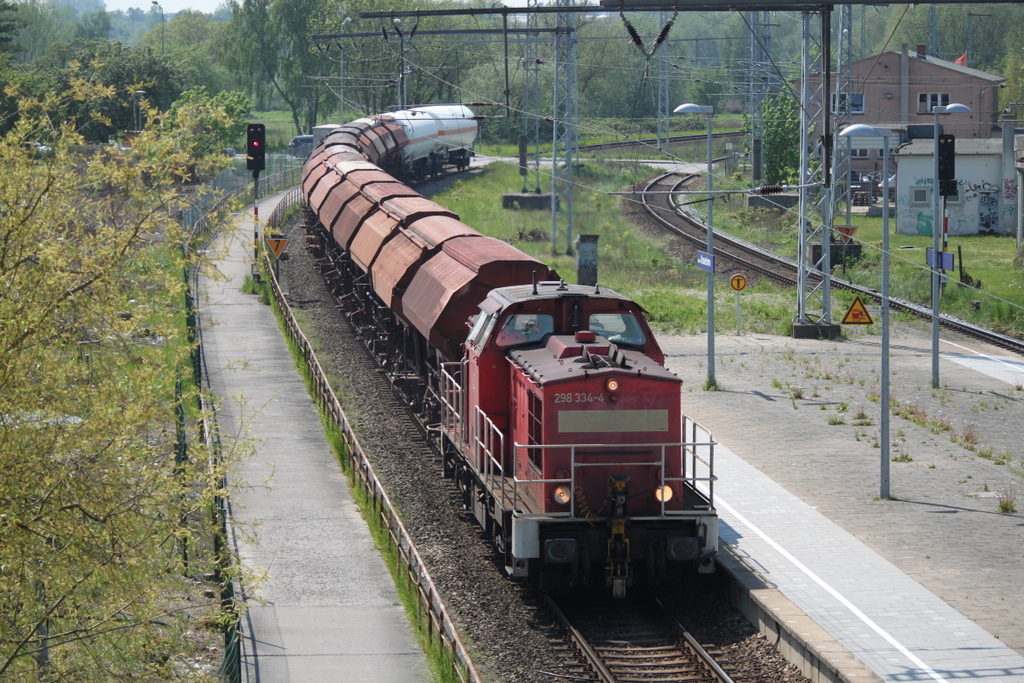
[302,106,718,595]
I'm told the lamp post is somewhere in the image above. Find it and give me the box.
[840,123,891,498]
[674,103,716,388]
[930,103,971,389]
[133,89,147,132]
[151,1,164,54]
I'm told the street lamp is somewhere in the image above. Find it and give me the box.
[840,123,891,498]
[930,102,971,389]
[674,102,716,389]
[133,90,147,132]
[151,1,164,55]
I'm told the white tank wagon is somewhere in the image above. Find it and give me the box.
[382,105,477,179]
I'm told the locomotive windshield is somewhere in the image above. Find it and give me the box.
[588,313,646,346]
[496,314,554,347]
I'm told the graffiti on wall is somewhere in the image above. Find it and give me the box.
[964,180,999,194]
[915,210,933,236]
[978,193,998,234]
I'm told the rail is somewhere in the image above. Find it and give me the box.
[642,172,1024,355]
[261,191,481,683]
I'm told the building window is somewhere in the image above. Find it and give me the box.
[911,186,930,205]
[917,92,950,114]
[850,148,870,158]
[831,92,865,114]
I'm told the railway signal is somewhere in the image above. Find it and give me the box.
[246,123,266,173]
[937,134,956,197]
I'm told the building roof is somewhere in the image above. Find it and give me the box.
[893,137,1005,158]
[852,50,1005,84]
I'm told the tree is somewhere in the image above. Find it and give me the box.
[0,81,240,682]
[0,0,24,54]
[10,0,75,63]
[759,94,800,185]
[163,85,250,166]
[71,8,111,42]
[139,11,236,94]
[11,40,183,140]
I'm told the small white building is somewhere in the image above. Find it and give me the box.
[891,128,1019,237]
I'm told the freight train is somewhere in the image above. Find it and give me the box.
[301,104,718,596]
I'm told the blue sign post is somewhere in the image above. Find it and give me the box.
[696,250,715,273]
[926,248,954,272]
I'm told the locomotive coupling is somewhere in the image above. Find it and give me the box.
[606,474,632,598]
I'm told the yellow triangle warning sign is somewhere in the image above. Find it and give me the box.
[841,296,874,325]
[266,237,289,259]
[836,225,857,244]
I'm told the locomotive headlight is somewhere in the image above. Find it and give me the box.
[552,485,572,506]
[605,378,620,393]
[654,484,674,503]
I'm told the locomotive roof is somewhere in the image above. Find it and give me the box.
[509,334,680,386]
[482,281,638,313]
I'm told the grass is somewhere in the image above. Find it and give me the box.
[433,161,798,334]
[432,160,1024,337]
[829,213,1024,336]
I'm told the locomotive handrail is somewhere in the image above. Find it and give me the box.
[510,432,717,519]
[439,363,465,440]
[684,416,717,505]
[473,407,507,510]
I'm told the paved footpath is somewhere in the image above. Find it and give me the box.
[660,330,1024,682]
[198,192,429,682]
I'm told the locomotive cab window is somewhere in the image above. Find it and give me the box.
[588,313,646,346]
[496,314,554,347]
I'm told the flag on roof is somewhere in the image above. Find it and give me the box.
[954,54,967,66]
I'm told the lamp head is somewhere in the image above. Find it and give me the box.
[839,123,889,138]
[673,103,713,116]
[933,103,972,115]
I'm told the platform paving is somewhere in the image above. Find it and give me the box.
[660,331,1024,682]
[198,192,429,683]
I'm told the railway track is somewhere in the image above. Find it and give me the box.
[579,131,743,155]
[638,172,1024,356]
[545,594,737,683]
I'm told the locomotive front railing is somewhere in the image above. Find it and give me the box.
[510,418,716,520]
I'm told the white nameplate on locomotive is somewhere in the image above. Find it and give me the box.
[558,409,669,433]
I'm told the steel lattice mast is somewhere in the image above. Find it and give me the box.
[833,4,854,228]
[550,0,579,255]
[656,11,673,154]
[521,0,543,194]
[796,9,833,327]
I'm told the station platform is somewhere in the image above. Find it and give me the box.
[660,333,1024,682]
[198,190,430,682]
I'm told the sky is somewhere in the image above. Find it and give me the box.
[103,0,227,16]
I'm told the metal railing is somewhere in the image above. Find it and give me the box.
[509,431,717,521]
